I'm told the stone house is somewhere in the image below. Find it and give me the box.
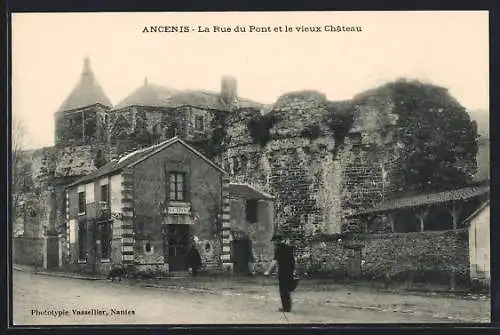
[228,183,275,274]
[65,137,230,275]
[465,200,490,288]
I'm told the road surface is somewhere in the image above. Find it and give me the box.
[12,271,490,325]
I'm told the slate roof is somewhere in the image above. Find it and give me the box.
[113,81,263,111]
[58,57,112,112]
[67,137,226,188]
[228,183,274,201]
[350,185,490,216]
[113,79,179,110]
[168,90,226,110]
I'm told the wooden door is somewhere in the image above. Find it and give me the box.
[232,238,251,274]
[165,225,190,272]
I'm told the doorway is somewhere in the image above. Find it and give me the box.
[232,238,252,274]
[46,236,60,270]
[346,248,362,278]
[164,224,190,272]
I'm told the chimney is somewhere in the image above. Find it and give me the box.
[220,76,238,108]
[83,56,91,74]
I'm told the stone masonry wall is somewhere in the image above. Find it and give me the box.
[219,92,345,258]
[340,95,401,220]
[298,229,469,285]
[13,236,45,268]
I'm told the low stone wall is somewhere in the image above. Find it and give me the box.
[361,230,469,281]
[299,229,469,284]
[13,236,45,267]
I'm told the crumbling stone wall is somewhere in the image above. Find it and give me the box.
[340,93,401,221]
[54,146,98,178]
[18,148,55,237]
[218,92,347,258]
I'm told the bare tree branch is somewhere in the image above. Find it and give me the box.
[11,117,28,232]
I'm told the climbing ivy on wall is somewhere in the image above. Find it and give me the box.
[385,79,478,194]
[323,101,355,155]
[83,112,97,143]
[300,124,323,140]
[133,111,154,147]
[93,149,107,169]
[111,114,131,140]
[210,113,228,150]
[247,113,279,147]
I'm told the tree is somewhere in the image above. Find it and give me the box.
[11,118,30,229]
[359,79,479,194]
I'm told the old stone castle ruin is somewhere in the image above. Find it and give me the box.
[16,57,487,283]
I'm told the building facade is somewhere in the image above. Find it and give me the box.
[228,183,275,274]
[65,137,229,275]
[466,201,490,288]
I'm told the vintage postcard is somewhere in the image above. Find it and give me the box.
[10,11,490,325]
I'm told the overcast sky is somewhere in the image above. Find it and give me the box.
[12,11,489,149]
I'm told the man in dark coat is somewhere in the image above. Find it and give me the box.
[265,234,295,312]
[186,244,202,278]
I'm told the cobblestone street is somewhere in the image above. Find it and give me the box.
[13,270,490,325]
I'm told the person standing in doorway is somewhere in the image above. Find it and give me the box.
[264,234,295,313]
[187,243,202,278]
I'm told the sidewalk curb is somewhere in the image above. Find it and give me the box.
[136,283,216,295]
[32,271,105,281]
[13,264,105,281]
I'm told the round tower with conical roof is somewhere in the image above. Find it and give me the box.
[54,56,112,148]
[48,57,113,258]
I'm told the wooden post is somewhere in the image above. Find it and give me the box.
[447,201,462,230]
[414,208,429,232]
